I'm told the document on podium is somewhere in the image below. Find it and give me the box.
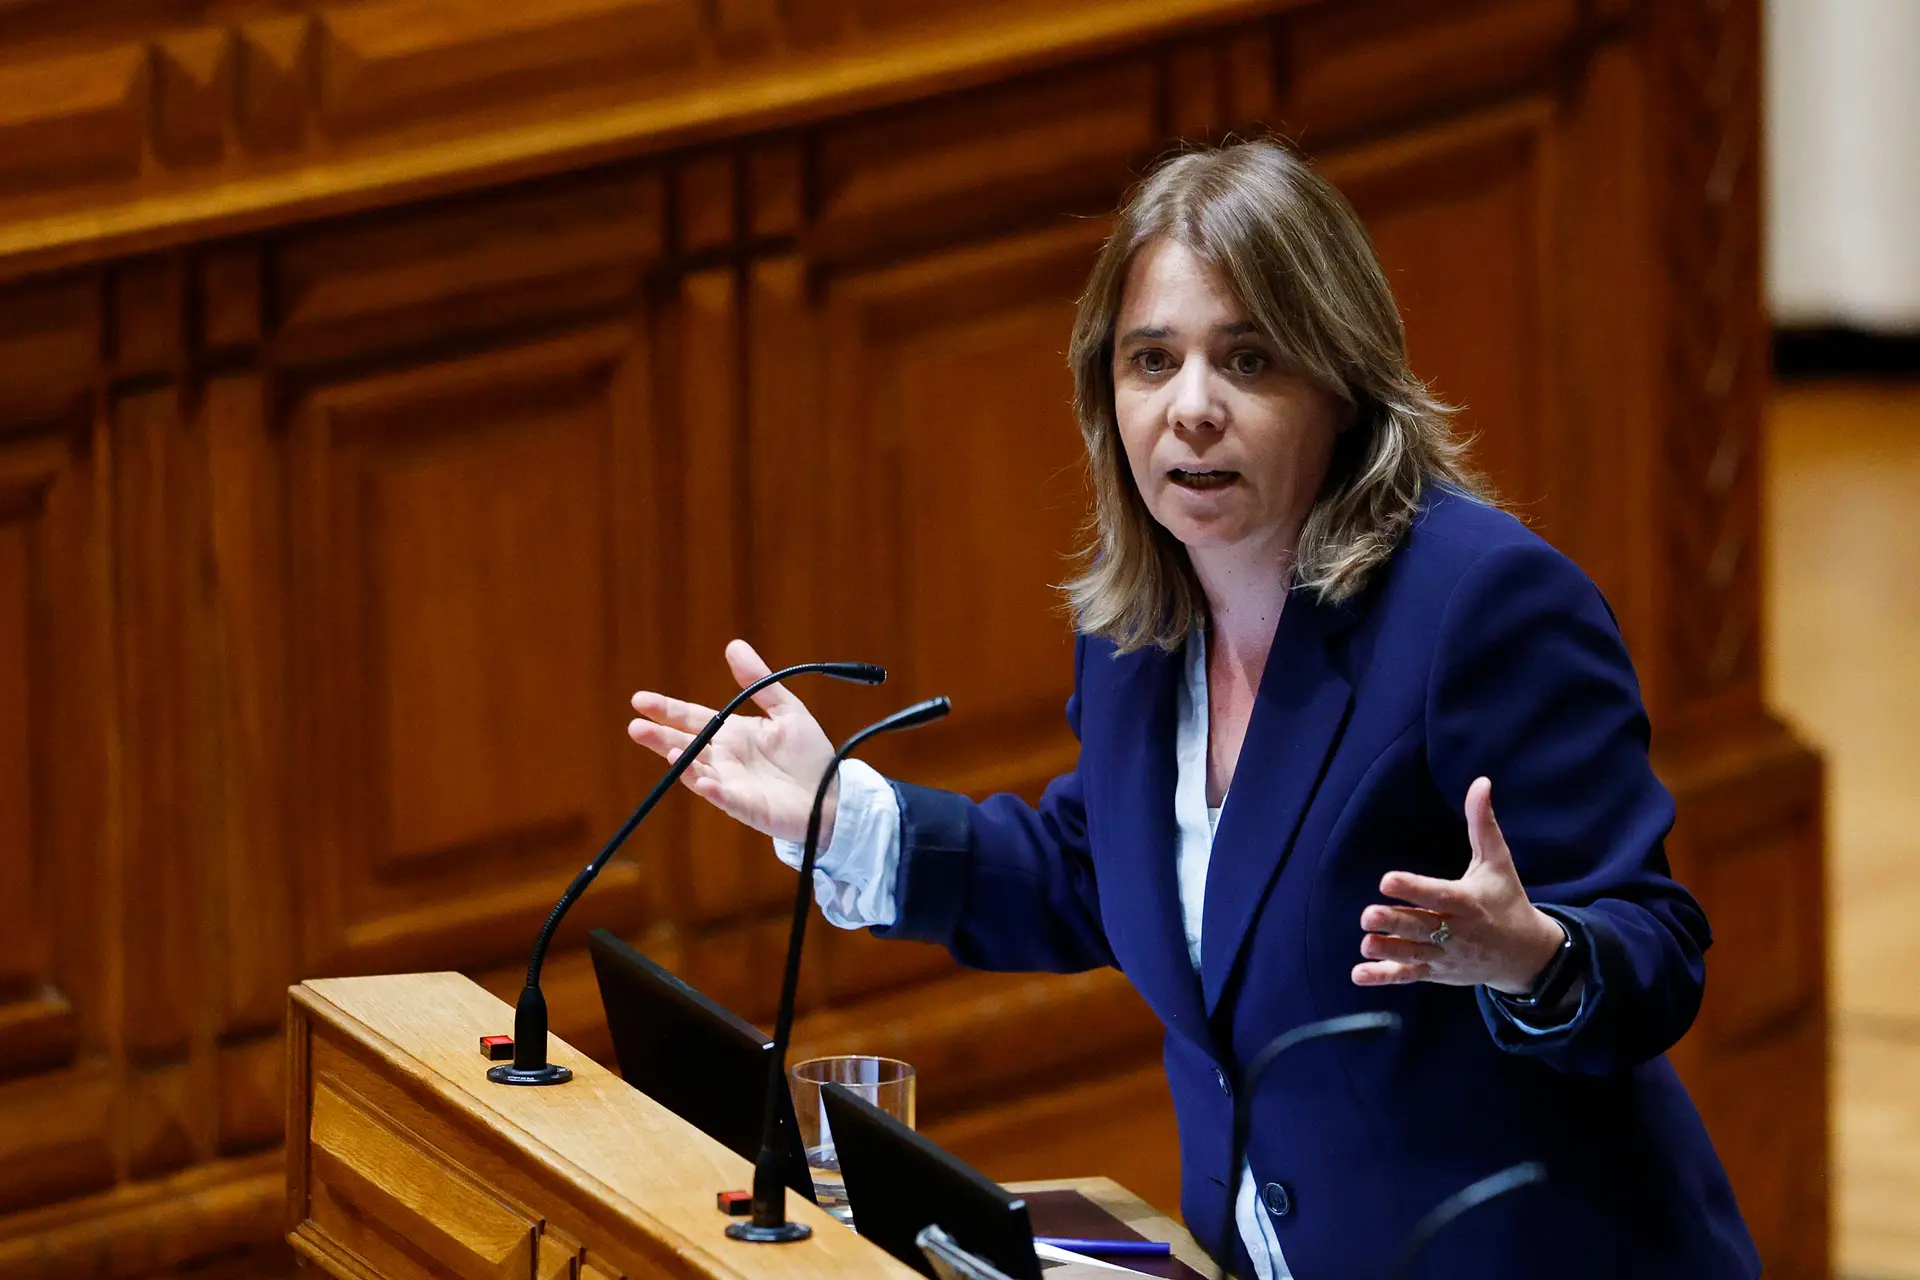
[917,1228,1157,1280]
[1035,1243,1155,1277]
[1019,1186,1209,1279]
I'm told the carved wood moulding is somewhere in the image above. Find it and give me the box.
[0,0,1599,281]
[1651,0,1765,720]
[0,0,1277,278]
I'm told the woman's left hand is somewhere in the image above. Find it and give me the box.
[1353,777,1566,995]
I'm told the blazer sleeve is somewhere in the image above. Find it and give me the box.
[1425,539,1712,1075]
[870,633,1113,974]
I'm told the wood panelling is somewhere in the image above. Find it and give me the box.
[1328,99,1557,518]
[111,257,186,376]
[0,1155,282,1280]
[315,0,703,138]
[1646,0,1825,1270]
[0,277,94,426]
[811,223,1098,789]
[810,58,1155,265]
[1661,726,1829,1280]
[0,0,1295,276]
[675,156,739,255]
[1652,0,1767,716]
[0,391,107,1098]
[151,30,231,171]
[114,384,202,1064]
[791,968,1164,1117]
[0,0,1825,1277]
[668,266,765,928]
[0,437,79,1071]
[218,1034,289,1156]
[292,328,653,977]
[272,169,664,347]
[536,1226,582,1280]
[235,16,310,156]
[309,1081,537,1280]
[0,500,39,999]
[0,1064,117,1216]
[1282,0,1581,141]
[125,1060,206,1181]
[199,250,264,351]
[1515,36,1653,644]
[202,373,295,1033]
[0,45,148,197]
[746,143,805,241]
[664,916,809,1027]
[931,1066,1185,1213]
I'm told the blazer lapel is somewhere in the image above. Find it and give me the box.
[1200,590,1356,1014]
[1094,640,1212,1049]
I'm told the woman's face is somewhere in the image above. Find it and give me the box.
[1111,238,1346,561]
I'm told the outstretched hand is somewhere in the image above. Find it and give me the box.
[1353,777,1565,995]
[627,640,840,844]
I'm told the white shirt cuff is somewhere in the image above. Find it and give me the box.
[771,758,902,929]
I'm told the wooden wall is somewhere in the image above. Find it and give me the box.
[0,0,1827,1277]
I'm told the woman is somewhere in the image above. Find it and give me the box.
[628,141,1758,1279]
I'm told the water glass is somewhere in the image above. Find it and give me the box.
[789,1055,917,1224]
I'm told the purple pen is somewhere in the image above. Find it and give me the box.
[1034,1236,1172,1258]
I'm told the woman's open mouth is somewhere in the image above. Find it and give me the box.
[1169,468,1240,491]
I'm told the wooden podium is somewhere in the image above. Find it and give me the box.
[285,974,1209,1280]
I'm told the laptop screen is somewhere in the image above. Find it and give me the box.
[824,1080,1043,1280]
[587,928,814,1202]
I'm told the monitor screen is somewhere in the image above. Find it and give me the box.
[824,1080,1041,1280]
[587,928,814,1202]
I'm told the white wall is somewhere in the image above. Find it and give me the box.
[1766,0,1920,331]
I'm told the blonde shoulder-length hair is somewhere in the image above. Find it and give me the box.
[1064,139,1484,653]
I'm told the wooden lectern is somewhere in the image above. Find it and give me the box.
[286,974,1208,1280]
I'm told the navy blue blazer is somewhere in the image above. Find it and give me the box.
[877,491,1758,1279]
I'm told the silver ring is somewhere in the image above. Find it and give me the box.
[1429,922,1451,949]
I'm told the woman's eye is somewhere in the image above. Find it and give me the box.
[1230,350,1270,376]
[1133,350,1171,375]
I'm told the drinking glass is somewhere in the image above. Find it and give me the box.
[789,1055,916,1224]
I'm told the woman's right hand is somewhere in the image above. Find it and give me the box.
[627,639,840,845]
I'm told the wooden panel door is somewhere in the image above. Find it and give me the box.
[287,326,660,998]
[801,222,1109,1015]
[0,277,116,1219]
[750,216,1173,1142]
[224,164,675,1056]
[809,223,1102,799]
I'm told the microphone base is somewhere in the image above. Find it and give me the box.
[724,1221,813,1244]
[486,1062,574,1086]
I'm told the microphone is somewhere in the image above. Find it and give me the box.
[916,1224,1020,1280]
[728,695,954,1242]
[1391,1161,1546,1280]
[1216,1011,1401,1280]
[488,659,888,1086]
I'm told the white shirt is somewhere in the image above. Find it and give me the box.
[775,630,1294,1278]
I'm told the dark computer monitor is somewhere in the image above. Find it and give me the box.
[587,928,814,1202]
[823,1081,1043,1280]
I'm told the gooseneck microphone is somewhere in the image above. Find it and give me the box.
[1390,1161,1546,1280]
[1216,1011,1402,1280]
[488,659,888,1086]
[729,695,953,1243]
